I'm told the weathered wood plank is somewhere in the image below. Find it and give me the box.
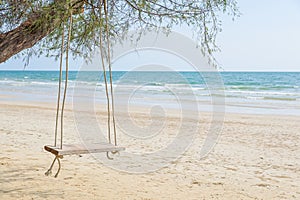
[44,143,125,156]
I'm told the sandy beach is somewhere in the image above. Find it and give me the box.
[0,100,299,200]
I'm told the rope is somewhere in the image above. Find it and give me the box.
[45,155,62,178]
[99,4,112,144]
[46,13,72,178]
[45,156,56,176]
[104,0,118,146]
[60,13,73,149]
[54,22,65,147]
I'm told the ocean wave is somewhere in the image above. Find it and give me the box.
[227,85,299,91]
[145,82,165,86]
[30,81,58,86]
[246,96,265,100]
[263,97,297,101]
[225,90,300,97]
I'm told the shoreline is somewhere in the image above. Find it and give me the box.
[1,96,300,117]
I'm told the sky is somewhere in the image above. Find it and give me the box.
[0,0,300,71]
[214,0,300,71]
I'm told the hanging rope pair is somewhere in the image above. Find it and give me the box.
[99,0,118,149]
[45,1,122,177]
[45,12,73,178]
[53,12,73,149]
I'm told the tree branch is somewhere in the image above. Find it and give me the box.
[0,0,84,63]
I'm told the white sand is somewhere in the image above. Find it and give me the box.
[0,101,299,199]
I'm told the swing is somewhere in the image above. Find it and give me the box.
[44,2,124,178]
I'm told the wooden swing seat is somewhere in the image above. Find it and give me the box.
[44,143,125,156]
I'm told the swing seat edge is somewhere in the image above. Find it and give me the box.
[44,143,125,156]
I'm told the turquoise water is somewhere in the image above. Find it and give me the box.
[0,71,299,115]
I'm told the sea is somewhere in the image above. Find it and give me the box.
[0,71,299,116]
